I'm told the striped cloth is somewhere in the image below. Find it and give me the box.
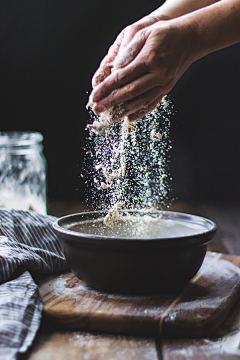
[0,209,68,360]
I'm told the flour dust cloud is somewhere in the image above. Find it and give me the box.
[82,98,173,214]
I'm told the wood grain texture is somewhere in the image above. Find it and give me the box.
[161,338,240,360]
[38,252,240,338]
[25,331,158,360]
[22,202,240,360]
[161,297,240,359]
[158,283,240,359]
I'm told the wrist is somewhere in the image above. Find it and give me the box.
[150,0,220,21]
[169,16,202,63]
[149,7,173,21]
[170,1,240,61]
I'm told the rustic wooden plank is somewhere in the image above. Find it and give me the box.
[161,257,240,360]
[29,202,240,360]
[161,338,240,360]
[44,201,240,360]
[37,253,240,338]
[161,295,240,360]
[24,329,158,360]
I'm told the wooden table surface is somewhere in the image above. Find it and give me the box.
[20,201,240,360]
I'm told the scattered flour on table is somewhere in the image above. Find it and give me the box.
[83,97,173,227]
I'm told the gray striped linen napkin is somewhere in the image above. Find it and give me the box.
[0,209,68,360]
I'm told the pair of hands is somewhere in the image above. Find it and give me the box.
[89,13,198,122]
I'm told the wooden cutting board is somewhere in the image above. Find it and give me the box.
[38,252,240,338]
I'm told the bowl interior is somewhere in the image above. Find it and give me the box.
[54,209,217,243]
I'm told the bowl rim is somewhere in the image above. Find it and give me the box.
[52,209,217,246]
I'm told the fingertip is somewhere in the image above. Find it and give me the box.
[86,97,101,115]
[92,102,101,115]
[86,88,100,114]
[86,100,92,110]
[92,71,106,88]
[90,88,100,103]
[92,62,115,88]
[126,113,142,122]
[92,74,102,88]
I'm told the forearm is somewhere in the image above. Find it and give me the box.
[172,0,240,60]
[90,0,240,121]
[150,0,221,19]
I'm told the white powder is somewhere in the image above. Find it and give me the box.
[84,96,172,227]
[0,189,46,214]
[87,64,125,136]
[103,202,123,228]
[87,102,125,136]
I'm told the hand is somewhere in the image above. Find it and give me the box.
[91,13,170,88]
[89,18,198,121]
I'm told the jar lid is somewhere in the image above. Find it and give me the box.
[0,132,43,147]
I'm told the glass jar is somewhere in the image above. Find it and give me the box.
[0,131,47,214]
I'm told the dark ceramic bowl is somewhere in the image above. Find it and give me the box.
[52,210,217,295]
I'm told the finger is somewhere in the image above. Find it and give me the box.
[117,23,144,56]
[92,61,113,89]
[92,28,153,104]
[92,50,117,88]
[93,71,159,113]
[117,15,160,56]
[109,88,164,122]
[127,95,164,122]
[92,32,124,88]
[113,29,147,69]
[91,58,148,104]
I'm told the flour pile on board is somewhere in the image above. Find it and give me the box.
[83,97,173,227]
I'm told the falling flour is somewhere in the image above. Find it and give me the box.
[84,96,173,227]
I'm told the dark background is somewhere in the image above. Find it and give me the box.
[1,0,240,205]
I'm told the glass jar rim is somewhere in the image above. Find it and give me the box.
[0,131,43,146]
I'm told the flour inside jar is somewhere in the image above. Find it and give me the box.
[83,97,173,228]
